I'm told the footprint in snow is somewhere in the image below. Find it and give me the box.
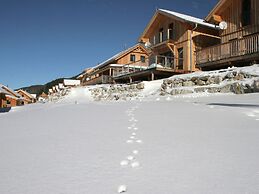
[127,126,132,129]
[117,185,127,193]
[133,127,138,130]
[136,140,143,144]
[132,132,136,136]
[127,155,135,161]
[130,136,136,139]
[120,160,129,166]
[131,161,140,168]
[132,150,139,155]
[126,140,134,144]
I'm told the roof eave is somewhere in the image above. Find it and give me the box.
[139,10,160,41]
[205,0,227,22]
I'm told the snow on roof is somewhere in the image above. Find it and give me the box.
[158,9,218,29]
[59,83,64,89]
[0,87,9,95]
[63,79,80,86]
[17,90,35,99]
[0,84,21,98]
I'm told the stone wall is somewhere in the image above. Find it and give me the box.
[160,70,259,96]
[89,82,145,101]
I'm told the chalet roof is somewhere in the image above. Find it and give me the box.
[17,89,35,99]
[0,86,9,95]
[158,9,217,29]
[205,0,227,22]
[0,84,21,98]
[141,8,218,39]
[95,43,147,70]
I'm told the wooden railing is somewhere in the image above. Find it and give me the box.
[82,75,113,85]
[113,60,149,77]
[196,33,259,64]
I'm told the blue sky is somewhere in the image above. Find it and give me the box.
[0,0,218,89]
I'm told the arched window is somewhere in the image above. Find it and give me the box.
[242,0,251,27]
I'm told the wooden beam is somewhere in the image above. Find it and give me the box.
[167,43,175,54]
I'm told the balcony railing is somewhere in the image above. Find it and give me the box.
[113,60,149,77]
[82,75,113,85]
[196,32,259,65]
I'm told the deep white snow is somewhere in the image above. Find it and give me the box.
[1,66,259,193]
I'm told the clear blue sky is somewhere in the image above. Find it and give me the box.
[0,0,217,89]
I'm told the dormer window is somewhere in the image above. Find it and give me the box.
[159,28,164,43]
[242,0,251,27]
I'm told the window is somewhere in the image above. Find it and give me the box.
[168,23,174,40]
[130,54,136,62]
[140,56,146,62]
[242,0,251,27]
[159,28,164,43]
[178,47,184,70]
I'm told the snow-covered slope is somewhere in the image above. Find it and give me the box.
[1,89,259,193]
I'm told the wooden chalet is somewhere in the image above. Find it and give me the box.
[196,0,259,70]
[129,9,220,82]
[82,43,149,85]
[16,89,36,104]
[38,92,48,102]
[0,84,23,108]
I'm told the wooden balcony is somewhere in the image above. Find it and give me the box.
[196,32,259,69]
[82,75,113,86]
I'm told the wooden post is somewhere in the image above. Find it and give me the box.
[129,77,133,83]
[109,68,112,76]
[151,72,155,81]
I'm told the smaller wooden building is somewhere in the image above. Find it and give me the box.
[82,43,149,85]
[16,90,36,104]
[0,84,23,108]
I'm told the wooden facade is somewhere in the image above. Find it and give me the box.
[82,44,149,85]
[196,0,259,70]
[139,9,220,73]
[0,85,23,108]
[17,90,36,104]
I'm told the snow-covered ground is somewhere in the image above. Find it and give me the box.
[1,86,259,193]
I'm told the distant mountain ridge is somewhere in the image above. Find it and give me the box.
[17,74,79,96]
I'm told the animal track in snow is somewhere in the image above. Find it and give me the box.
[127,126,132,129]
[127,155,135,161]
[132,150,139,155]
[117,185,127,193]
[130,136,136,139]
[133,127,138,130]
[131,161,140,168]
[136,140,143,144]
[126,140,134,144]
[120,160,129,166]
[132,132,136,136]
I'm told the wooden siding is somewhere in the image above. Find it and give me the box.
[197,0,259,69]
[216,0,259,43]
[117,47,148,65]
[141,13,219,72]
